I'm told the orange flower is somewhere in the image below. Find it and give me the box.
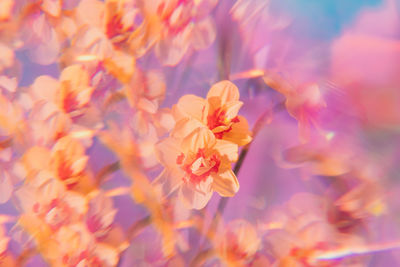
[217,220,261,266]
[58,64,94,116]
[86,192,117,238]
[50,135,89,188]
[156,126,239,209]
[263,193,365,266]
[15,173,88,231]
[132,0,217,65]
[173,80,252,146]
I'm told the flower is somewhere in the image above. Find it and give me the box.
[217,220,261,266]
[263,71,326,143]
[173,80,252,146]
[263,193,366,266]
[15,173,88,231]
[132,0,217,65]
[50,135,89,188]
[156,126,239,209]
[86,192,117,238]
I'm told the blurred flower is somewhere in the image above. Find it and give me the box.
[263,71,326,142]
[329,180,386,233]
[86,192,117,238]
[263,193,366,266]
[217,219,261,266]
[15,173,88,231]
[50,135,89,188]
[133,0,217,65]
[58,64,94,117]
[49,223,119,267]
[173,80,252,146]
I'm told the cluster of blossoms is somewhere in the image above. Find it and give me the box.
[0,0,399,266]
[156,80,251,209]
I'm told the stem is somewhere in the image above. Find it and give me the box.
[126,215,152,242]
[190,248,216,267]
[95,161,120,185]
[116,215,152,267]
[16,247,37,266]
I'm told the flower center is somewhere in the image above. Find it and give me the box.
[207,108,240,138]
[176,149,220,184]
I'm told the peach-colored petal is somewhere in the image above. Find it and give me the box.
[70,155,89,174]
[143,70,166,100]
[224,100,243,120]
[155,137,182,167]
[0,76,17,93]
[23,147,51,176]
[137,98,158,114]
[154,108,175,135]
[207,80,240,104]
[93,243,119,267]
[103,51,136,84]
[222,115,252,146]
[0,0,13,21]
[0,43,14,71]
[191,17,216,50]
[42,0,61,17]
[171,118,204,139]
[76,0,105,28]
[265,229,300,258]
[64,191,88,215]
[0,171,12,204]
[179,176,213,209]
[181,127,216,153]
[153,169,183,201]
[212,169,239,197]
[174,94,206,122]
[31,75,59,102]
[155,27,191,66]
[28,19,60,65]
[214,139,238,162]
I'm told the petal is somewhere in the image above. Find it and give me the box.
[174,94,206,122]
[70,155,89,175]
[207,81,240,104]
[0,171,12,204]
[31,75,59,102]
[137,98,158,114]
[171,118,204,139]
[212,169,239,197]
[0,76,17,93]
[179,177,213,209]
[191,17,216,50]
[214,139,238,162]
[224,101,243,120]
[42,0,61,17]
[153,169,183,201]
[155,29,191,66]
[64,191,88,215]
[181,127,215,153]
[93,243,119,267]
[28,27,60,65]
[155,137,182,166]
[222,115,252,146]
[23,146,51,175]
